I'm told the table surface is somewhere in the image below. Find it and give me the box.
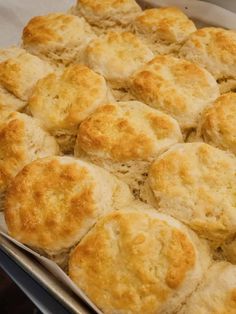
[0,1,235,313]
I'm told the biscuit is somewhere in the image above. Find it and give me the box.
[179,27,236,93]
[129,55,220,131]
[73,0,141,34]
[69,203,211,314]
[83,32,153,90]
[22,13,96,66]
[0,111,59,210]
[29,64,113,153]
[197,93,236,155]
[0,51,53,101]
[147,143,236,246]
[0,46,25,63]
[0,86,26,112]
[133,7,196,55]
[75,101,183,198]
[179,262,236,314]
[0,50,53,111]
[5,156,133,268]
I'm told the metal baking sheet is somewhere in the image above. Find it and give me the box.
[0,235,91,314]
[0,235,92,314]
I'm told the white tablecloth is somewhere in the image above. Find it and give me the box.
[206,0,236,13]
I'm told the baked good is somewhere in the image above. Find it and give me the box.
[75,101,182,198]
[4,156,133,268]
[72,0,141,34]
[0,86,26,112]
[0,47,30,111]
[0,111,59,210]
[29,64,113,153]
[0,49,53,111]
[0,51,53,101]
[179,27,236,93]
[147,143,236,246]
[83,31,153,90]
[22,13,96,66]
[0,46,25,63]
[2,2,236,312]
[69,203,211,314]
[133,7,196,55]
[129,55,219,131]
[179,262,236,314]
[197,93,236,155]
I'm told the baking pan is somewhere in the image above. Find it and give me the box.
[0,235,92,314]
[0,1,236,314]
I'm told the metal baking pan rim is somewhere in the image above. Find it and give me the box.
[0,235,92,314]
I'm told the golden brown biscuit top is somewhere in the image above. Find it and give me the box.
[179,27,236,80]
[29,64,109,131]
[69,209,196,314]
[199,93,236,155]
[23,13,95,47]
[129,55,219,129]
[134,7,196,43]
[77,0,140,14]
[4,156,127,252]
[0,112,59,195]
[84,32,153,84]
[149,143,236,243]
[77,101,182,162]
[0,52,53,101]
